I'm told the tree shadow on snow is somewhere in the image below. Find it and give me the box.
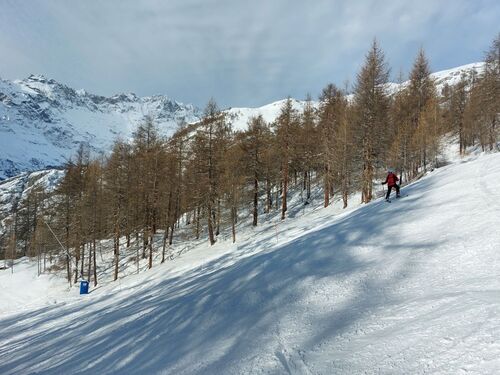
[0,177,446,374]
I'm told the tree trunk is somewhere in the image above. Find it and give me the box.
[266,178,272,213]
[207,203,216,245]
[253,174,258,226]
[66,253,71,286]
[142,229,148,259]
[195,206,200,240]
[93,239,97,286]
[113,231,119,281]
[148,233,153,269]
[306,170,311,200]
[161,227,169,263]
[231,206,236,243]
[169,223,175,246]
[324,164,330,207]
[87,242,92,283]
[215,199,221,236]
[281,165,288,220]
[80,243,85,280]
[74,246,80,284]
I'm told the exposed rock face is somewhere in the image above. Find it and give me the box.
[0,74,201,179]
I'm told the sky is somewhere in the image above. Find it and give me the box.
[0,0,498,108]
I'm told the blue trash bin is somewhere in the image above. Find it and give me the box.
[80,280,89,294]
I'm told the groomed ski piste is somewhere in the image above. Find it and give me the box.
[1,146,500,374]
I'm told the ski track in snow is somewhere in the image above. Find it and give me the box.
[0,151,500,374]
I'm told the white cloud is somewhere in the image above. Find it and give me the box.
[0,0,498,107]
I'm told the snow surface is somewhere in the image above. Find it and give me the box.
[1,148,500,374]
[0,258,70,314]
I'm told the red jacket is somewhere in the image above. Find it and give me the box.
[384,172,399,187]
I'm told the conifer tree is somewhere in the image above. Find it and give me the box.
[222,138,245,242]
[353,40,390,203]
[332,90,353,208]
[241,115,271,226]
[482,33,500,150]
[192,99,231,245]
[275,98,298,219]
[318,84,341,207]
[405,48,438,175]
[131,117,163,268]
[105,141,131,280]
[297,95,318,201]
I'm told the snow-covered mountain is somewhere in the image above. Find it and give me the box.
[226,98,315,131]
[1,147,499,374]
[0,75,201,179]
[0,62,484,179]
[431,61,484,88]
[226,62,485,131]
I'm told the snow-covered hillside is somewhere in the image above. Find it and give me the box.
[0,169,64,236]
[0,169,63,212]
[226,98,316,131]
[1,148,499,374]
[432,62,485,88]
[225,62,484,131]
[0,75,201,179]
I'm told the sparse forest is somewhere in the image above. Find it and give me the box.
[1,34,498,286]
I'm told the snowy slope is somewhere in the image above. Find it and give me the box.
[0,258,70,313]
[1,148,499,374]
[432,62,485,89]
[226,98,318,131]
[224,62,484,131]
[0,75,200,179]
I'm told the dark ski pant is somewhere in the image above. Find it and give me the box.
[385,184,400,199]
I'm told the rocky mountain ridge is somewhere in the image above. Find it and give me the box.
[0,74,201,179]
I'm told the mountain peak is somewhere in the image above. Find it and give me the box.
[26,74,48,82]
[0,76,201,179]
[109,92,140,102]
[25,74,59,86]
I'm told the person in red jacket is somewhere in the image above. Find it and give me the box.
[382,169,400,201]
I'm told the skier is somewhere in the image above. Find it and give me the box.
[382,169,400,201]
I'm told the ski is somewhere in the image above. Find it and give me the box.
[386,193,408,203]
